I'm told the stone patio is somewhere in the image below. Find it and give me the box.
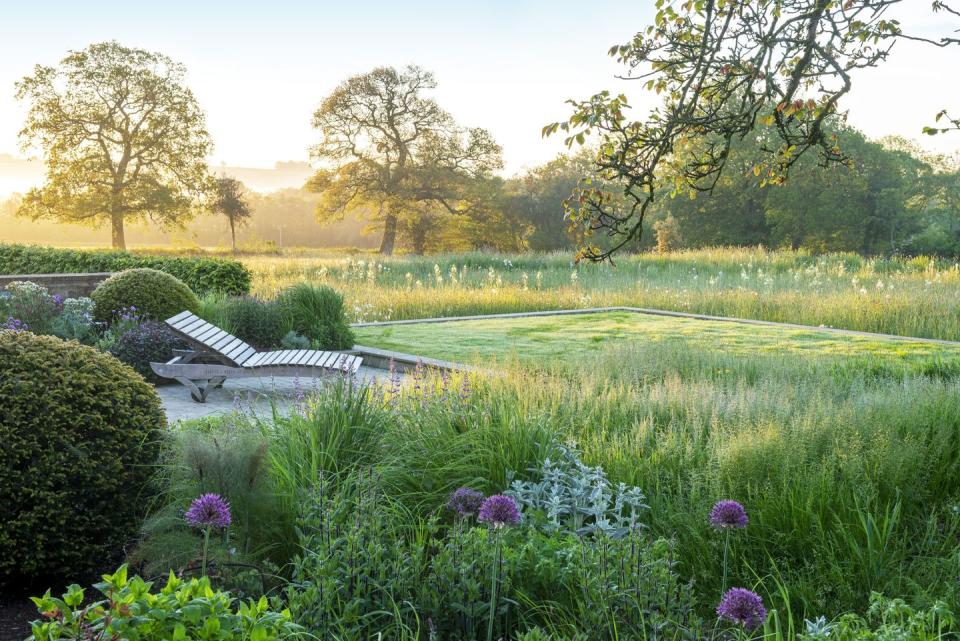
[158,365,395,422]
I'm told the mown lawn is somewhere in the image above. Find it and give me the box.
[353,309,960,367]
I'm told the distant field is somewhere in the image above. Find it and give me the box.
[233,247,960,342]
[353,309,960,369]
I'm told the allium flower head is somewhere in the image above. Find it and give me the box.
[717,588,767,630]
[185,493,231,529]
[477,494,521,528]
[709,499,748,529]
[446,487,485,516]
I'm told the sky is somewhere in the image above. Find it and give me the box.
[0,0,958,197]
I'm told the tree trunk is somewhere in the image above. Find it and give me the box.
[111,212,126,250]
[412,227,427,255]
[230,218,237,252]
[379,213,398,255]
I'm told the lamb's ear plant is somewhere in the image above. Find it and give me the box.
[506,442,648,537]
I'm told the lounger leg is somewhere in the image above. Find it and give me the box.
[173,376,228,403]
[174,377,207,403]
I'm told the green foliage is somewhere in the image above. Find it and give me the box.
[277,283,354,349]
[280,331,311,349]
[50,297,97,344]
[0,280,58,334]
[132,418,287,583]
[287,473,695,641]
[27,565,300,641]
[92,268,200,324]
[0,243,251,295]
[137,381,389,576]
[507,443,649,537]
[108,321,187,383]
[0,331,164,590]
[218,296,286,349]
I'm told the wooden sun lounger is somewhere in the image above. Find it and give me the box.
[150,310,362,403]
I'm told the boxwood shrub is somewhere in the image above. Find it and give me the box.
[0,330,165,591]
[91,268,199,323]
[0,243,250,295]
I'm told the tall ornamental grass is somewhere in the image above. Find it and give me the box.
[236,247,960,340]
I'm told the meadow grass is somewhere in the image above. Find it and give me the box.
[353,309,960,370]
[236,247,960,340]
[376,341,960,621]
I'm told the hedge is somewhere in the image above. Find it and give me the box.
[0,244,251,296]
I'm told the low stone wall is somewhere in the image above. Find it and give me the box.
[0,272,112,298]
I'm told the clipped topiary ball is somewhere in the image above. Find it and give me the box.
[92,268,199,324]
[0,330,165,591]
[109,321,188,384]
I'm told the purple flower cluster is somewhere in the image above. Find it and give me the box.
[184,493,232,529]
[446,487,485,517]
[2,317,28,332]
[717,587,767,630]
[477,494,522,528]
[709,500,749,530]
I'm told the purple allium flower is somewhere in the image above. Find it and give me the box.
[446,487,485,516]
[710,500,749,530]
[184,493,231,529]
[477,494,521,528]
[717,588,767,630]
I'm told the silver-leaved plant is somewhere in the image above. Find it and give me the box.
[506,443,648,538]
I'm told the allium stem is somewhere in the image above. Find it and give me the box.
[486,533,501,641]
[722,529,730,592]
[201,526,211,579]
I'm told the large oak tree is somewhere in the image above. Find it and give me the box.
[15,41,212,249]
[308,65,502,255]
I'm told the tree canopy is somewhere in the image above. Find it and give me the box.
[15,41,212,250]
[546,0,960,261]
[308,65,504,255]
[210,176,253,251]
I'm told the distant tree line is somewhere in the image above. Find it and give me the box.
[8,41,960,257]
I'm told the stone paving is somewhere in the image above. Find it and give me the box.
[158,365,394,423]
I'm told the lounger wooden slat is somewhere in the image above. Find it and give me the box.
[323,352,341,368]
[152,311,363,403]
[193,325,221,342]
[225,341,252,362]
[260,351,280,367]
[178,317,207,334]
[235,347,257,365]
[185,321,214,338]
[243,353,266,367]
[168,310,193,325]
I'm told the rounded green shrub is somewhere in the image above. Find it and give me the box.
[0,330,165,591]
[108,321,187,384]
[91,268,199,324]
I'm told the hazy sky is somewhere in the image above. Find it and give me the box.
[0,0,958,194]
